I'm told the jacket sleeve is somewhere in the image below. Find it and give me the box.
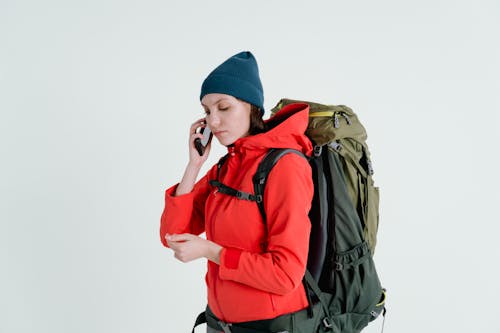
[218,154,313,295]
[159,168,214,248]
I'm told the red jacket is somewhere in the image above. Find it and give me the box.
[160,103,313,323]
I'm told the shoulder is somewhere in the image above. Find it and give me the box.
[265,151,312,183]
[262,150,314,207]
[267,150,310,171]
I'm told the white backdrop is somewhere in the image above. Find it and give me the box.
[1,1,499,332]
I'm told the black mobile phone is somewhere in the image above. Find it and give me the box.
[194,126,212,156]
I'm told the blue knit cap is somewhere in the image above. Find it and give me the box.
[200,51,264,115]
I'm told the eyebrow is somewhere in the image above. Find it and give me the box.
[201,98,228,107]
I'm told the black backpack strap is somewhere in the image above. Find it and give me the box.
[215,154,230,180]
[208,149,307,212]
[303,270,338,331]
[191,311,206,333]
[209,180,262,202]
[210,152,261,202]
[210,153,261,201]
[252,148,307,223]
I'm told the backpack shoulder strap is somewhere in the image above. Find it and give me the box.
[209,153,262,202]
[215,153,230,180]
[208,149,308,222]
[253,148,308,223]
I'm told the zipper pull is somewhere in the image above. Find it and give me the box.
[341,112,352,125]
[333,113,339,128]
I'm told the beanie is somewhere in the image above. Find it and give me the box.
[200,51,264,115]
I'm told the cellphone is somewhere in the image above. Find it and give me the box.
[194,125,212,156]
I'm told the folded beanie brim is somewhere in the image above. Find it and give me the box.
[200,74,264,114]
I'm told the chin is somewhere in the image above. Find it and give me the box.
[215,138,234,147]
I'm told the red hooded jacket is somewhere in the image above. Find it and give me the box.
[160,103,313,323]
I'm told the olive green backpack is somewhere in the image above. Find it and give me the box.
[268,98,387,332]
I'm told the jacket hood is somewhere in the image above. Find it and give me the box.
[233,103,313,156]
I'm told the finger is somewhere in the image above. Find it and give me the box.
[190,133,204,142]
[190,119,206,133]
[166,239,179,250]
[174,250,191,263]
[166,234,184,249]
[168,233,194,242]
[167,233,196,242]
[193,117,206,125]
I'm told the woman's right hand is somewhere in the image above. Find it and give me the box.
[174,118,212,196]
[188,118,212,167]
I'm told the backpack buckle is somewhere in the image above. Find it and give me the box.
[322,317,333,329]
[329,141,342,151]
[218,321,233,333]
[367,160,374,175]
[236,191,250,200]
[313,145,322,157]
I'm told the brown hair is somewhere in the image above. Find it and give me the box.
[248,104,266,135]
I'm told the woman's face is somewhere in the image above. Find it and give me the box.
[201,93,252,146]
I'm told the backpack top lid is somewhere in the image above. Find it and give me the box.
[270,98,368,147]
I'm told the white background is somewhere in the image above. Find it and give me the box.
[1,1,499,332]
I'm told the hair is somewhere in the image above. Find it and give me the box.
[233,98,266,136]
[248,104,266,135]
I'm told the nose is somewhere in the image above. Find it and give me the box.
[206,112,220,129]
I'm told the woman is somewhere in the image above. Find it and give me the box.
[160,51,315,332]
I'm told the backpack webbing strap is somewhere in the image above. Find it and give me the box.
[328,141,373,178]
[209,180,261,202]
[303,270,328,312]
[191,311,206,333]
[253,148,308,223]
[208,148,308,222]
[303,270,339,331]
[210,153,262,202]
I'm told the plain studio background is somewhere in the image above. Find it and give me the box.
[1,0,499,332]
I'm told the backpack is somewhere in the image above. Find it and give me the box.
[270,99,386,332]
[193,99,386,333]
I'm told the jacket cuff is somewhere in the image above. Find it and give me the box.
[160,184,195,247]
[164,184,197,210]
[221,248,242,270]
[165,183,193,199]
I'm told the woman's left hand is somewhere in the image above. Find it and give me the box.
[166,233,222,264]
